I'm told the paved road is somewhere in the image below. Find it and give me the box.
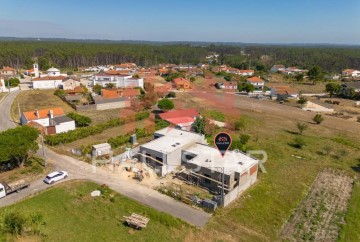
[0,90,20,132]
[0,147,211,227]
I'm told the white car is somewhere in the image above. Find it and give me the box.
[44,171,68,184]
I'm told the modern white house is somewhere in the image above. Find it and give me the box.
[139,128,208,176]
[114,63,137,71]
[21,107,75,134]
[139,127,259,206]
[93,73,144,88]
[246,76,265,89]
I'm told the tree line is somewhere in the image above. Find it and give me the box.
[0,41,360,73]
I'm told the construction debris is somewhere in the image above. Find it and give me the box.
[124,213,150,230]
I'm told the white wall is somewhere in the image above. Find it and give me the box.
[33,80,63,89]
[55,121,76,133]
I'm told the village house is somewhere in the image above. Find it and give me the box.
[246,76,265,90]
[93,71,144,89]
[61,78,81,90]
[173,77,192,90]
[21,107,75,134]
[342,69,360,77]
[32,76,68,89]
[270,86,298,100]
[238,69,255,76]
[158,109,200,131]
[0,66,16,76]
[114,63,138,71]
[270,64,285,73]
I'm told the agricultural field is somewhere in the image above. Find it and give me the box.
[11,90,74,123]
[281,169,353,241]
[0,181,192,242]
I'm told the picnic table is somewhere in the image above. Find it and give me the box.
[124,213,149,229]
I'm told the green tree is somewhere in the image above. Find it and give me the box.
[190,77,196,82]
[93,84,102,95]
[66,112,92,127]
[105,83,115,89]
[192,117,206,135]
[0,126,39,167]
[5,78,20,87]
[294,73,304,82]
[157,98,174,111]
[239,134,250,145]
[325,83,341,98]
[297,122,308,134]
[297,97,308,107]
[345,87,356,99]
[313,114,324,124]
[238,83,255,93]
[166,92,176,98]
[308,66,324,85]
[37,56,50,70]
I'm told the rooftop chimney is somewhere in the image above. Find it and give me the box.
[35,109,39,118]
[49,110,54,119]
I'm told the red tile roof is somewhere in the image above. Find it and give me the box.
[32,76,67,81]
[159,109,199,120]
[173,77,190,85]
[101,89,121,99]
[273,86,297,95]
[165,117,196,125]
[123,88,141,97]
[239,69,254,73]
[2,66,15,71]
[23,107,64,121]
[247,76,264,83]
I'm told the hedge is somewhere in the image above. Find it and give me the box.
[45,118,126,146]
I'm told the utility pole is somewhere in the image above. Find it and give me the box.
[41,133,47,167]
[221,167,225,206]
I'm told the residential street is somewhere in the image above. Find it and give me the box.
[0,90,20,132]
[0,90,211,227]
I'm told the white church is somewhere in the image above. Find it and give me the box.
[31,63,70,89]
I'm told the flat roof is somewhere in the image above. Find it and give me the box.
[184,143,258,175]
[141,128,205,154]
[92,143,111,149]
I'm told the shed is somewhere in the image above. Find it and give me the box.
[92,143,112,157]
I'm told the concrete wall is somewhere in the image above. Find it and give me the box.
[96,100,130,110]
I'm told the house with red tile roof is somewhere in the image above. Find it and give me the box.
[342,69,360,77]
[173,77,192,90]
[159,109,200,131]
[1,66,16,76]
[270,65,285,73]
[270,86,298,100]
[246,76,265,89]
[21,107,75,134]
[101,88,141,99]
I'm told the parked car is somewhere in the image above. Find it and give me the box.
[44,171,68,184]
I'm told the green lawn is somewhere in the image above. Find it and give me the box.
[0,181,192,242]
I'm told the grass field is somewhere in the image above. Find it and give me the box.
[0,181,192,242]
[172,92,360,241]
[11,90,74,123]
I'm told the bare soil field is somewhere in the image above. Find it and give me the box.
[281,169,353,242]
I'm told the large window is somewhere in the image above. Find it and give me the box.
[204,174,211,185]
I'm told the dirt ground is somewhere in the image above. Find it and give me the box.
[281,169,353,242]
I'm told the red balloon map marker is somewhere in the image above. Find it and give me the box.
[214,132,232,157]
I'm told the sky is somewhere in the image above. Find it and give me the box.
[0,0,359,44]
